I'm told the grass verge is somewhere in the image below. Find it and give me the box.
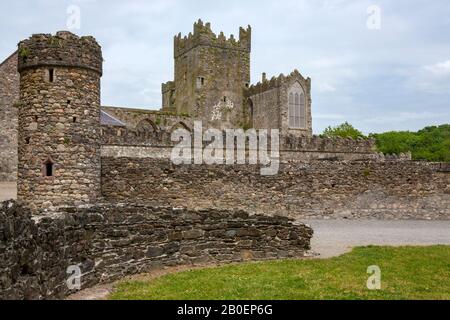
[110,246,450,300]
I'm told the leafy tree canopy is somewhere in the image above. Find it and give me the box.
[321,122,367,140]
[370,124,450,162]
[320,123,449,162]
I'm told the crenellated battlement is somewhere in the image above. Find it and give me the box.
[282,134,377,155]
[17,31,103,75]
[162,80,175,93]
[174,19,251,58]
[247,69,311,96]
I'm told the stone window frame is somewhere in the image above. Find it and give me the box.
[44,68,56,83]
[288,82,307,129]
[41,156,55,179]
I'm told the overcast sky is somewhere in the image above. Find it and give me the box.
[1,0,450,134]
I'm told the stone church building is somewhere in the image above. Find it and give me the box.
[0,20,319,183]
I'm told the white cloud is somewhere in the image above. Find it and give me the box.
[424,60,450,75]
[317,83,337,93]
[1,0,450,133]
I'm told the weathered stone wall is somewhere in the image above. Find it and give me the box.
[247,70,313,137]
[101,158,450,220]
[168,20,251,129]
[17,32,103,210]
[101,106,193,131]
[0,200,312,300]
[0,52,19,182]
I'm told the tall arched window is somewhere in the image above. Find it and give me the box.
[288,83,307,129]
[289,93,295,128]
[300,92,306,128]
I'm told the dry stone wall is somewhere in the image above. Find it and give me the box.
[101,158,450,220]
[0,200,312,300]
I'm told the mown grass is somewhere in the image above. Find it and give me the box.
[110,246,450,300]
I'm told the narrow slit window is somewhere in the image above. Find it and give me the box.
[43,158,54,177]
[45,162,53,177]
[48,69,54,83]
[72,117,77,123]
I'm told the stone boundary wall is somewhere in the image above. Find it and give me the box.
[101,158,450,220]
[101,144,381,162]
[0,200,312,300]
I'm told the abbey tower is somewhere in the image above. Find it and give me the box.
[162,19,251,129]
[17,31,103,209]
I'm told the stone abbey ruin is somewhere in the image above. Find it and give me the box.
[0,21,449,299]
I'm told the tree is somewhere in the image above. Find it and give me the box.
[321,122,367,140]
[370,124,450,162]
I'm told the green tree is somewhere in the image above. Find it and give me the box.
[321,122,367,139]
[370,124,450,162]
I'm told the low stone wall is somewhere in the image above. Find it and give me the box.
[101,158,450,220]
[0,200,312,300]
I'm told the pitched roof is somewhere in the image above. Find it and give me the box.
[0,51,18,69]
[100,110,126,127]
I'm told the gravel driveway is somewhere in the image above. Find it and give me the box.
[304,219,450,258]
[0,182,16,202]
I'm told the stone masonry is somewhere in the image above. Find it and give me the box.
[0,22,448,300]
[164,19,251,129]
[101,158,450,220]
[17,32,103,210]
[0,200,312,300]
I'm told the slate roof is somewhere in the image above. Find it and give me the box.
[100,110,126,127]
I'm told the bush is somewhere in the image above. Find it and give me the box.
[321,122,367,140]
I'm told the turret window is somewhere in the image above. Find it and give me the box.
[49,69,54,82]
[42,157,55,177]
[45,68,55,83]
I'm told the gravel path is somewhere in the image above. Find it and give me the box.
[304,219,450,258]
[0,182,16,202]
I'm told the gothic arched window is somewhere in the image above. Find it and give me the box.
[288,83,307,129]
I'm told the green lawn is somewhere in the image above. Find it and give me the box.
[110,246,450,300]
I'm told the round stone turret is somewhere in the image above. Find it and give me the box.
[18,31,102,75]
[17,31,103,211]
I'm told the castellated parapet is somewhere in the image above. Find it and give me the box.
[247,69,311,96]
[174,19,251,58]
[246,70,313,138]
[168,20,252,128]
[18,31,102,75]
[17,31,103,210]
